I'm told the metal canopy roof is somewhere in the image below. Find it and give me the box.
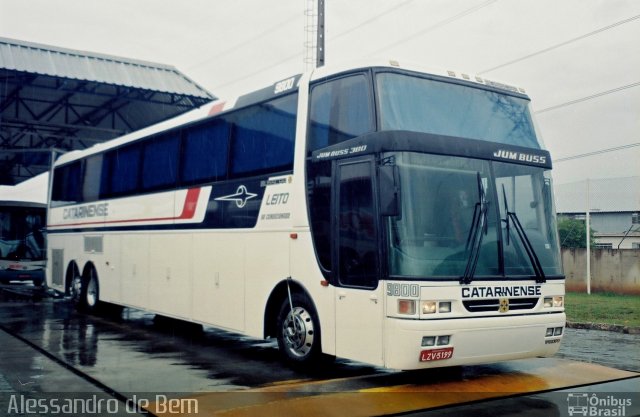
[0,37,215,185]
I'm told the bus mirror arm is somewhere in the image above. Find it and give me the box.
[379,165,400,217]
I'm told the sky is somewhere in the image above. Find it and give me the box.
[0,0,639,186]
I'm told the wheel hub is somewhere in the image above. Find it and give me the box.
[282,306,315,358]
[71,276,82,301]
[86,277,98,307]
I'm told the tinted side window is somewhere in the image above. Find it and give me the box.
[52,161,82,205]
[307,160,332,272]
[104,145,141,196]
[230,93,297,176]
[142,132,180,190]
[82,154,103,202]
[182,120,230,184]
[337,160,378,288]
[308,74,374,154]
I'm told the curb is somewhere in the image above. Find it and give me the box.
[566,321,640,335]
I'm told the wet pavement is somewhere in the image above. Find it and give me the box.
[0,286,386,395]
[0,285,638,416]
[557,327,640,372]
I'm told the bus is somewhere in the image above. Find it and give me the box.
[46,60,565,370]
[0,201,46,286]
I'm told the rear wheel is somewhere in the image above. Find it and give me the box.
[276,293,322,365]
[72,267,100,312]
[84,270,99,310]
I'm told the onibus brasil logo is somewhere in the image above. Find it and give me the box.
[567,393,632,416]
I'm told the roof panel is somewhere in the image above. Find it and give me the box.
[0,37,214,99]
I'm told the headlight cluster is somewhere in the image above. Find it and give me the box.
[543,296,564,308]
[422,301,451,314]
[397,300,452,316]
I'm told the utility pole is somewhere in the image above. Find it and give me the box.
[585,179,591,295]
[316,0,325,68]
[304,0,325,71]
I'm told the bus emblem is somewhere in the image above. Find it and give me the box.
[499,298,509,313]
[215,185,258,208]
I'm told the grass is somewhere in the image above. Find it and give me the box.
[565,292,640,328]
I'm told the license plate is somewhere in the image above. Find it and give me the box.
[420,347,454,362]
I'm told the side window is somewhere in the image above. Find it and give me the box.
[231,93,297,176]
[182,120,230,184]
[142,132,180,190]
[104,145,141,196]
[308,160,332,272]
[308,74,374,155]
[51,161,82,205]
[337,160,378,288]
[82,154,103,202]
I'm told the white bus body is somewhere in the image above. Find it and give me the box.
[47,60,565,370]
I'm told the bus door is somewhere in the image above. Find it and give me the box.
[333,158,384,366]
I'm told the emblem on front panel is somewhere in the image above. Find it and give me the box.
[215,185,257,208]
[499,298,509,313]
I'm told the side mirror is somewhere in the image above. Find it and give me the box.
[379,165,400,217]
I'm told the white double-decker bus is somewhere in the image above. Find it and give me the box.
[46,60,565,370]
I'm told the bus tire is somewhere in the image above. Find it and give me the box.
[276,293,322,365]
[75,267,100,312]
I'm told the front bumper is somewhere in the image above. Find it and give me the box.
[384,312,565,370]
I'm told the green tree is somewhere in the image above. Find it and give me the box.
[557,216,596,248]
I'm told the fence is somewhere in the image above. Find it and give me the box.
[562,248,640,295]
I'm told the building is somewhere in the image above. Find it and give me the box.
[554,176,640,249]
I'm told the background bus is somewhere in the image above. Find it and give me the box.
[0,201,46,286]
[46,60,565,370]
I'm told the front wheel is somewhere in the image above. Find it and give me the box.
[276,294,322,365]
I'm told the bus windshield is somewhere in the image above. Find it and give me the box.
[386,152,562,280]
[0,206,46,261]
[376,72,540,149]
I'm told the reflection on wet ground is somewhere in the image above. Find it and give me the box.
[0,290,382,394]
[558,327,640,372]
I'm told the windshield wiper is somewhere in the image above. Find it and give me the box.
[461,173,489,285]
[501,185,546,283]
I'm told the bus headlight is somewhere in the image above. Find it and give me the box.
[421,301,437,314]
[544,296,564,308]
[420,301,451,315]
[553,296,564,307]
[438,301,452,313]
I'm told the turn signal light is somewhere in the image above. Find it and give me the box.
[398,299,416,315]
